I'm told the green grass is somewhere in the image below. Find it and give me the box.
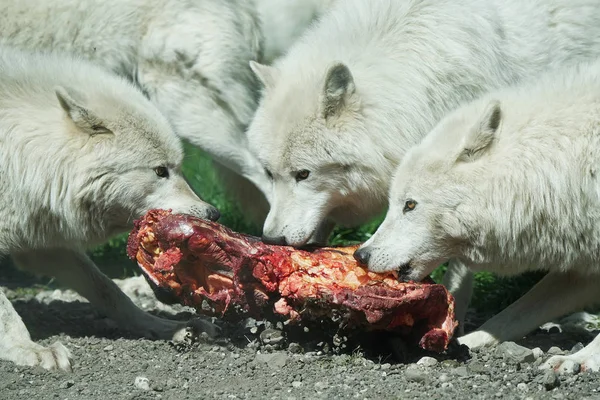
[86,142,541,313]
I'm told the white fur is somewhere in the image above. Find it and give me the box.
[247,0,600,327]
[359,60,600,373]
[248,0,600,247]
[0,47,218,371]
[0,0,271,218]
[256,0,335,64]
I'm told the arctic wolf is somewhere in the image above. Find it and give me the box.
[356,60,600,373]
[247,0,600,324]
[0,0,270,221]
[0,47,219,371]
[256,0,336,64]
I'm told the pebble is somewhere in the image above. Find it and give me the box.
[542,370,560,391]
[441,382,453,389]
[451,366,469,377]
[548,346,565,356]
[260,329,285,345]
[255,353,288,369]
[134,376,150,391]
[532,347,544,360]
[291,381,302,388]
[517,383,528,391]
[288,343,303,354]
[570,342,584,354]
[60,380,75,389]
[103,345,114,352]
[405,367,429,383]
[495,342,535,364]
[314,381,328,391]
[417,356,438,367]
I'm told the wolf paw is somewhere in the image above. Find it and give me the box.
[456,330,498,349]
[541,353,600,374]
[5,341,72,371]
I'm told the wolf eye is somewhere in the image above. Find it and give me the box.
[403,199,417,213]
[265,168,273,179]
[154,166,169,178]
[295,170,310,182]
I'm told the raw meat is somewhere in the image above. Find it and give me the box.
[127,210,457,352]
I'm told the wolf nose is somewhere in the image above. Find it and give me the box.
[353,247,371,265]
[262,235,287,245]
[206,206,221,222]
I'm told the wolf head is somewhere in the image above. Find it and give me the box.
[52,83,220,242]
[355,100,502,280]
[247,61,395,246]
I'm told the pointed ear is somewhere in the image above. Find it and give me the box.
[320,63,355,119]
[249,61,277,90]
[457,100,501,162]
[55,86,111,136]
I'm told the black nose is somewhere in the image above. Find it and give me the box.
[206,207,221,222]
[262,235,287,245]
[353,247,371,265]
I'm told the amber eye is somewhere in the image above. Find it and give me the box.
[154,166,169,178]
[403,199,417,213]
[295,170,310,182]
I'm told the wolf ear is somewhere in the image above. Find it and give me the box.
[457,100,501,162]
[320,63,356,119]
[249,61,277,90]
[55,86,112,136]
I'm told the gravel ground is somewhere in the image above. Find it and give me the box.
[2,274,600,400]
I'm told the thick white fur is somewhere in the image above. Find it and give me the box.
[359,60,600,373]
[247,0,600,327]
[0,0,271,220]
[0,47,218,371]
[256,0,336,64]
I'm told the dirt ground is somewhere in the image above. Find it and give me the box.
[2,271,600,400]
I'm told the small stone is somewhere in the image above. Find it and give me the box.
[440,359,460,368]
[260,328,285,345]
[103,345,114,352]
[517,383,528,391]
[439,373,450,383]
[570,343,584,354]
[495,342,535,364]
[288,342,303,354]
[292,381,302,388]
[255,352,288,369]
[542,370,560,391]
[451,366,469,377]
[405,366,428,383]
[314,381,327,391]
[532,347,544,359]
[441,382,453,389]
[467,362,487,374]
[547,346,565,356]
[558,359,580,375]
[134,376,150,391]
[416,356,438,367]
[380,363,391,370]
[60,380,75,389]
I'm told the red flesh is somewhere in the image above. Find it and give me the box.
[127,209,457,352]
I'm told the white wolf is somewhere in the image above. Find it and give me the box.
[0,0,271,221]
[356,59,600,373]
[257,0,336,64]
[247,0,600,324]
[0,47,220,371]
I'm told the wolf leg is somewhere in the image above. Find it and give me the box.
[12,249,218,340]
[458,271,600,349]
[442,259,474,335]
[0,287,72,370]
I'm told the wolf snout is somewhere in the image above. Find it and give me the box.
[261,235,287,245]
[187,205,221,222]
[397,262,413,282]
[353,246,371,265]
